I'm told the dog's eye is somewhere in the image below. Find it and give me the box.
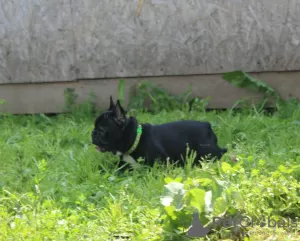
[99,129,108,138]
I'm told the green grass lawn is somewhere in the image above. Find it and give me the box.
[0,106,299,241]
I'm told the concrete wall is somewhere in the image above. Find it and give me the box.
[1,0,300,84]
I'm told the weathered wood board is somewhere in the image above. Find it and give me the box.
[0,0,75,84]
[0,72,299,114]
[73,0,300,79]
[1,0,300,83]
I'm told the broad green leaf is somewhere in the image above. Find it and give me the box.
[222,71,278,97]
[211,179,225,198]
[164,177,183,184]
[278,165,295,174]
[164,206,176,220]
[213,197,228,216]
[232,191,244,206]
[251,169,260,177]
[247,156,254,162]
[188,189,206,212]
[221,162,232,174]
[258,159,266,166]
[197,178,213,187]
[183,178,194,189]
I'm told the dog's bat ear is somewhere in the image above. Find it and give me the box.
[114,100,126,123]
[109,96,115,110]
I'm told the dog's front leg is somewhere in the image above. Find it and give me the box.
[144,153,157,168]
[115,155,132,174]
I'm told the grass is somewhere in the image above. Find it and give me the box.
[0,105,300,241]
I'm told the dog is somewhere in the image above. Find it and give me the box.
[91,96,228,171]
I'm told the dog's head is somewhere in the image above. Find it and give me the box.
[91,96,128,154]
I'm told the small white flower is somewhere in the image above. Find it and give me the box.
[57,219,66,225]
[10,222,16,229]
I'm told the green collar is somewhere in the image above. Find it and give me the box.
[126,124,142,154]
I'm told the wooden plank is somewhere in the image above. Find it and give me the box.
[0,0,75,84]
[73,0,300,79]
[0,72,299,114]
[1,0,300,84]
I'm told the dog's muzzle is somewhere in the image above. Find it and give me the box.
[91,129,98,144]
[91,130,107,152]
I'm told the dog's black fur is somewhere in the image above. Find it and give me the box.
[91,97,227,171]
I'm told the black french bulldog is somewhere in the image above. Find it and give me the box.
[91,97,227,171]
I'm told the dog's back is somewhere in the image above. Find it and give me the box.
[146,120,226,164]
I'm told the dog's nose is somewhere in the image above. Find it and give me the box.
[91,131,96,143]
[91,130,96,141]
